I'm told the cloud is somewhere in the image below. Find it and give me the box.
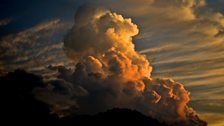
[190,99,224,126]
[0,19,72,74]
[49,5,206,126]
[91,0,223,44]
[0,18,12,27]
[0,19,61,57]
[91,0,205,22]
[64,5,140,60]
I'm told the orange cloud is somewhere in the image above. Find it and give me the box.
[59,5,206,126]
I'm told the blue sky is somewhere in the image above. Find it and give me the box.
[0,0,86,35]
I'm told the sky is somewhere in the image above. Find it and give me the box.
[0,0,224,126]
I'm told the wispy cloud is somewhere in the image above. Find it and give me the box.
[190,99,224,126]
[0,18,12,27]
[0,19,72,74]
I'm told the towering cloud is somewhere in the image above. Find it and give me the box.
[57,5,206,126]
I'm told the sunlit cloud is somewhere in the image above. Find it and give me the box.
[35,5,205,126]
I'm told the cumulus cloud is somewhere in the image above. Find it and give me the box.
[38,5,206,126]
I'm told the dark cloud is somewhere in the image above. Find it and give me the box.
[0,69,174,125]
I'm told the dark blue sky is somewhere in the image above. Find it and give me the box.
[0,0,90,36]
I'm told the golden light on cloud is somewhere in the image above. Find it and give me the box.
[58,5,206,126]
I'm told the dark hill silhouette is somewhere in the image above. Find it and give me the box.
[0,69,59,125]
[0,69,170,126]
[61,108,170,126]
